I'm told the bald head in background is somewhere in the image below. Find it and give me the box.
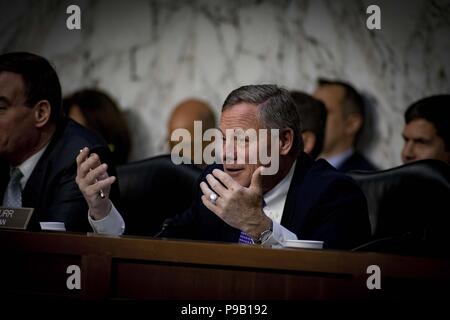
[168,99,216,167]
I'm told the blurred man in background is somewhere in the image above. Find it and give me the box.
[167,98,216,168]
[401,94,450,164]
[290,91,327,159]
[313,78,377,172]
[63,89,132,165]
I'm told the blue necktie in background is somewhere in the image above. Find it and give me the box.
[3,168,24,208]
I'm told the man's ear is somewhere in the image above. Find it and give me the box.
[33,100,51,128]
[301,131,316,157]
[345,113,363,137]
[279,128,294,156]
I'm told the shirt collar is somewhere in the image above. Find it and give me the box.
[325,148,354,169]
[262,160,296,223]
[13,144,49,189]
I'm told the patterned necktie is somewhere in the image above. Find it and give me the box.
[238,198,266,244]
[3,168,24,208]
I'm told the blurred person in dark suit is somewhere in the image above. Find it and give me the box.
[290,91,327,159]
[77,85,370,249]
[167,98,216,168]
[313,78,377,172]
[0,52,122,233]
[402,94,450,164]
[63,89,132,165]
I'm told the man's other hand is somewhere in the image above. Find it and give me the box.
[76,147,115,220]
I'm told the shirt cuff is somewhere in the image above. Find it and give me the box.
[88,203,125,235]
[261,219,297,247]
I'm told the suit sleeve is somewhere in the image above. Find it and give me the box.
[160,171,205,240]
[161,165,228,241]
[305,178,371,249]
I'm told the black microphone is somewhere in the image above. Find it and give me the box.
[351,232,414,252]
[153,218,174,238]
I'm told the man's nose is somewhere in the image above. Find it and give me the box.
[223,140,237,162]
[402,142,415,163]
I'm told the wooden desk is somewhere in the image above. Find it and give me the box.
[1,229,449,299]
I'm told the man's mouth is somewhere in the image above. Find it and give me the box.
[224,167,244,175]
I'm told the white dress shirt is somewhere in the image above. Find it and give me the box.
[324,148,353,170]
[260,161,298,247]
[16,145,48,190]
[88,205,125,235]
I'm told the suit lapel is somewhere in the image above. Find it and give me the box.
[280,153,312,229]
[22,153,52,209]
[22,120,65,209]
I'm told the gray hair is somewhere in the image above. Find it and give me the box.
[222,84,303,155]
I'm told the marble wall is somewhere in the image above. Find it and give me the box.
[1,0,449,168]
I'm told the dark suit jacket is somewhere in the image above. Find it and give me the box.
[338,151,377,173]
[0,118,119,232]
[164,152,371,249]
